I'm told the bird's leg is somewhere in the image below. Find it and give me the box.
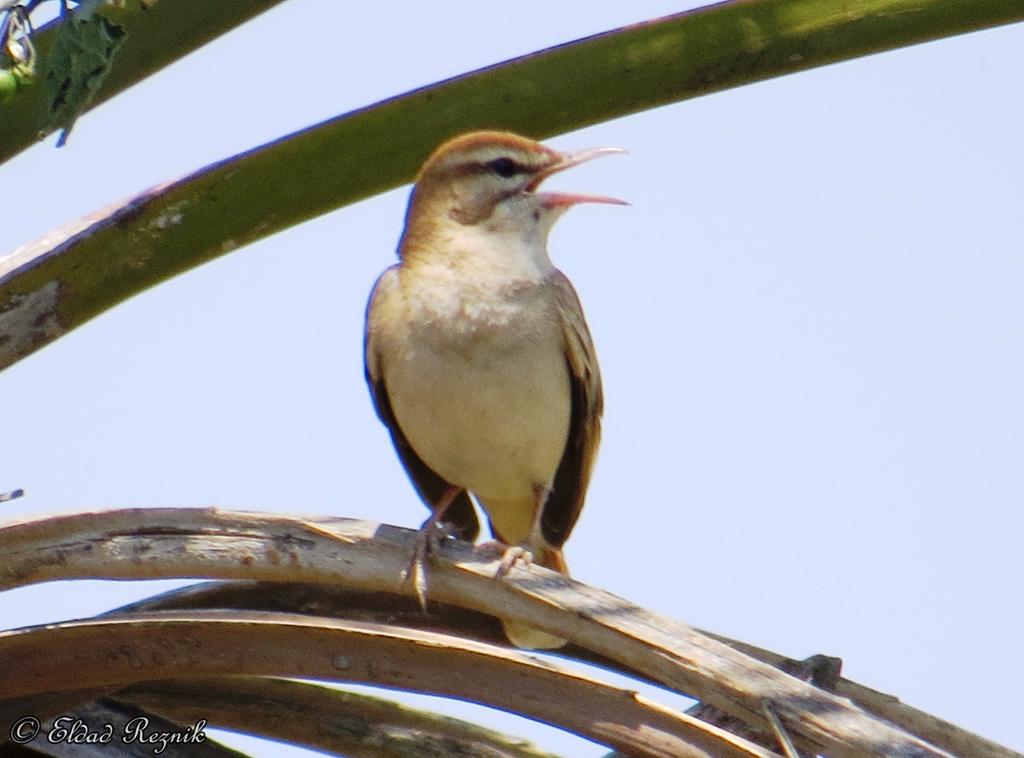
[406,485,461,611]
[478,483,552,578]
[528,482,552,538]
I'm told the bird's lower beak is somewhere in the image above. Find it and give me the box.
[527,146,628,208]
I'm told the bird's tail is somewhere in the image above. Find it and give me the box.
[534,543,569,574]
[501,543,569,650]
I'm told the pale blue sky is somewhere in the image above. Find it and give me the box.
[2,1,1022,755]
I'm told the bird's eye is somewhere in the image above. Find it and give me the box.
[487,157,519,178]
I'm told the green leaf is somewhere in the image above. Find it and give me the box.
[39,10,126,146]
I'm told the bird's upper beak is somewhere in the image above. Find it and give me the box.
[527,146,628,208]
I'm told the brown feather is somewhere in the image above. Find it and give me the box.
[539,271,603,548]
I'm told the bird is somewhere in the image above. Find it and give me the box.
[363,130,624,648]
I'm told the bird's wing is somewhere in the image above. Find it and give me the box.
[539,271,604,549]
[364,267,480,541]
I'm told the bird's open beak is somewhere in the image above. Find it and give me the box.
[527,146,628,208]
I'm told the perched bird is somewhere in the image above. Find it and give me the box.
[364,130,624,648]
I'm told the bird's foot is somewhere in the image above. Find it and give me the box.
[476,541,533,579]
[405,519,458,611]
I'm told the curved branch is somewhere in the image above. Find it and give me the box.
[699,633,1017,758]
[0,507,952,756]
[115,581,1013,758]
[116,677,567,758]
[0,611,771,758]
[2,0,1021,370]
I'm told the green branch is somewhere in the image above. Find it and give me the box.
[1,0,1021,371]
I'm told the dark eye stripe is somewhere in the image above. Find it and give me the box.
[487,157,520,178]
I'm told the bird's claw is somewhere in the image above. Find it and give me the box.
[405,519,458,611]
[476,541,533,578]
[497,546,531,578]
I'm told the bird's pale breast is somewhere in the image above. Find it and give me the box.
[381,276,571,507]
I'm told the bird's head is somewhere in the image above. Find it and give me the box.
[400,131,625,257]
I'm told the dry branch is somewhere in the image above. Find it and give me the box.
[0,507,960,756]
[0,610,770,758]
[112,580,1018,758]
[116,677,565,758]
[701,633,1018,758]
